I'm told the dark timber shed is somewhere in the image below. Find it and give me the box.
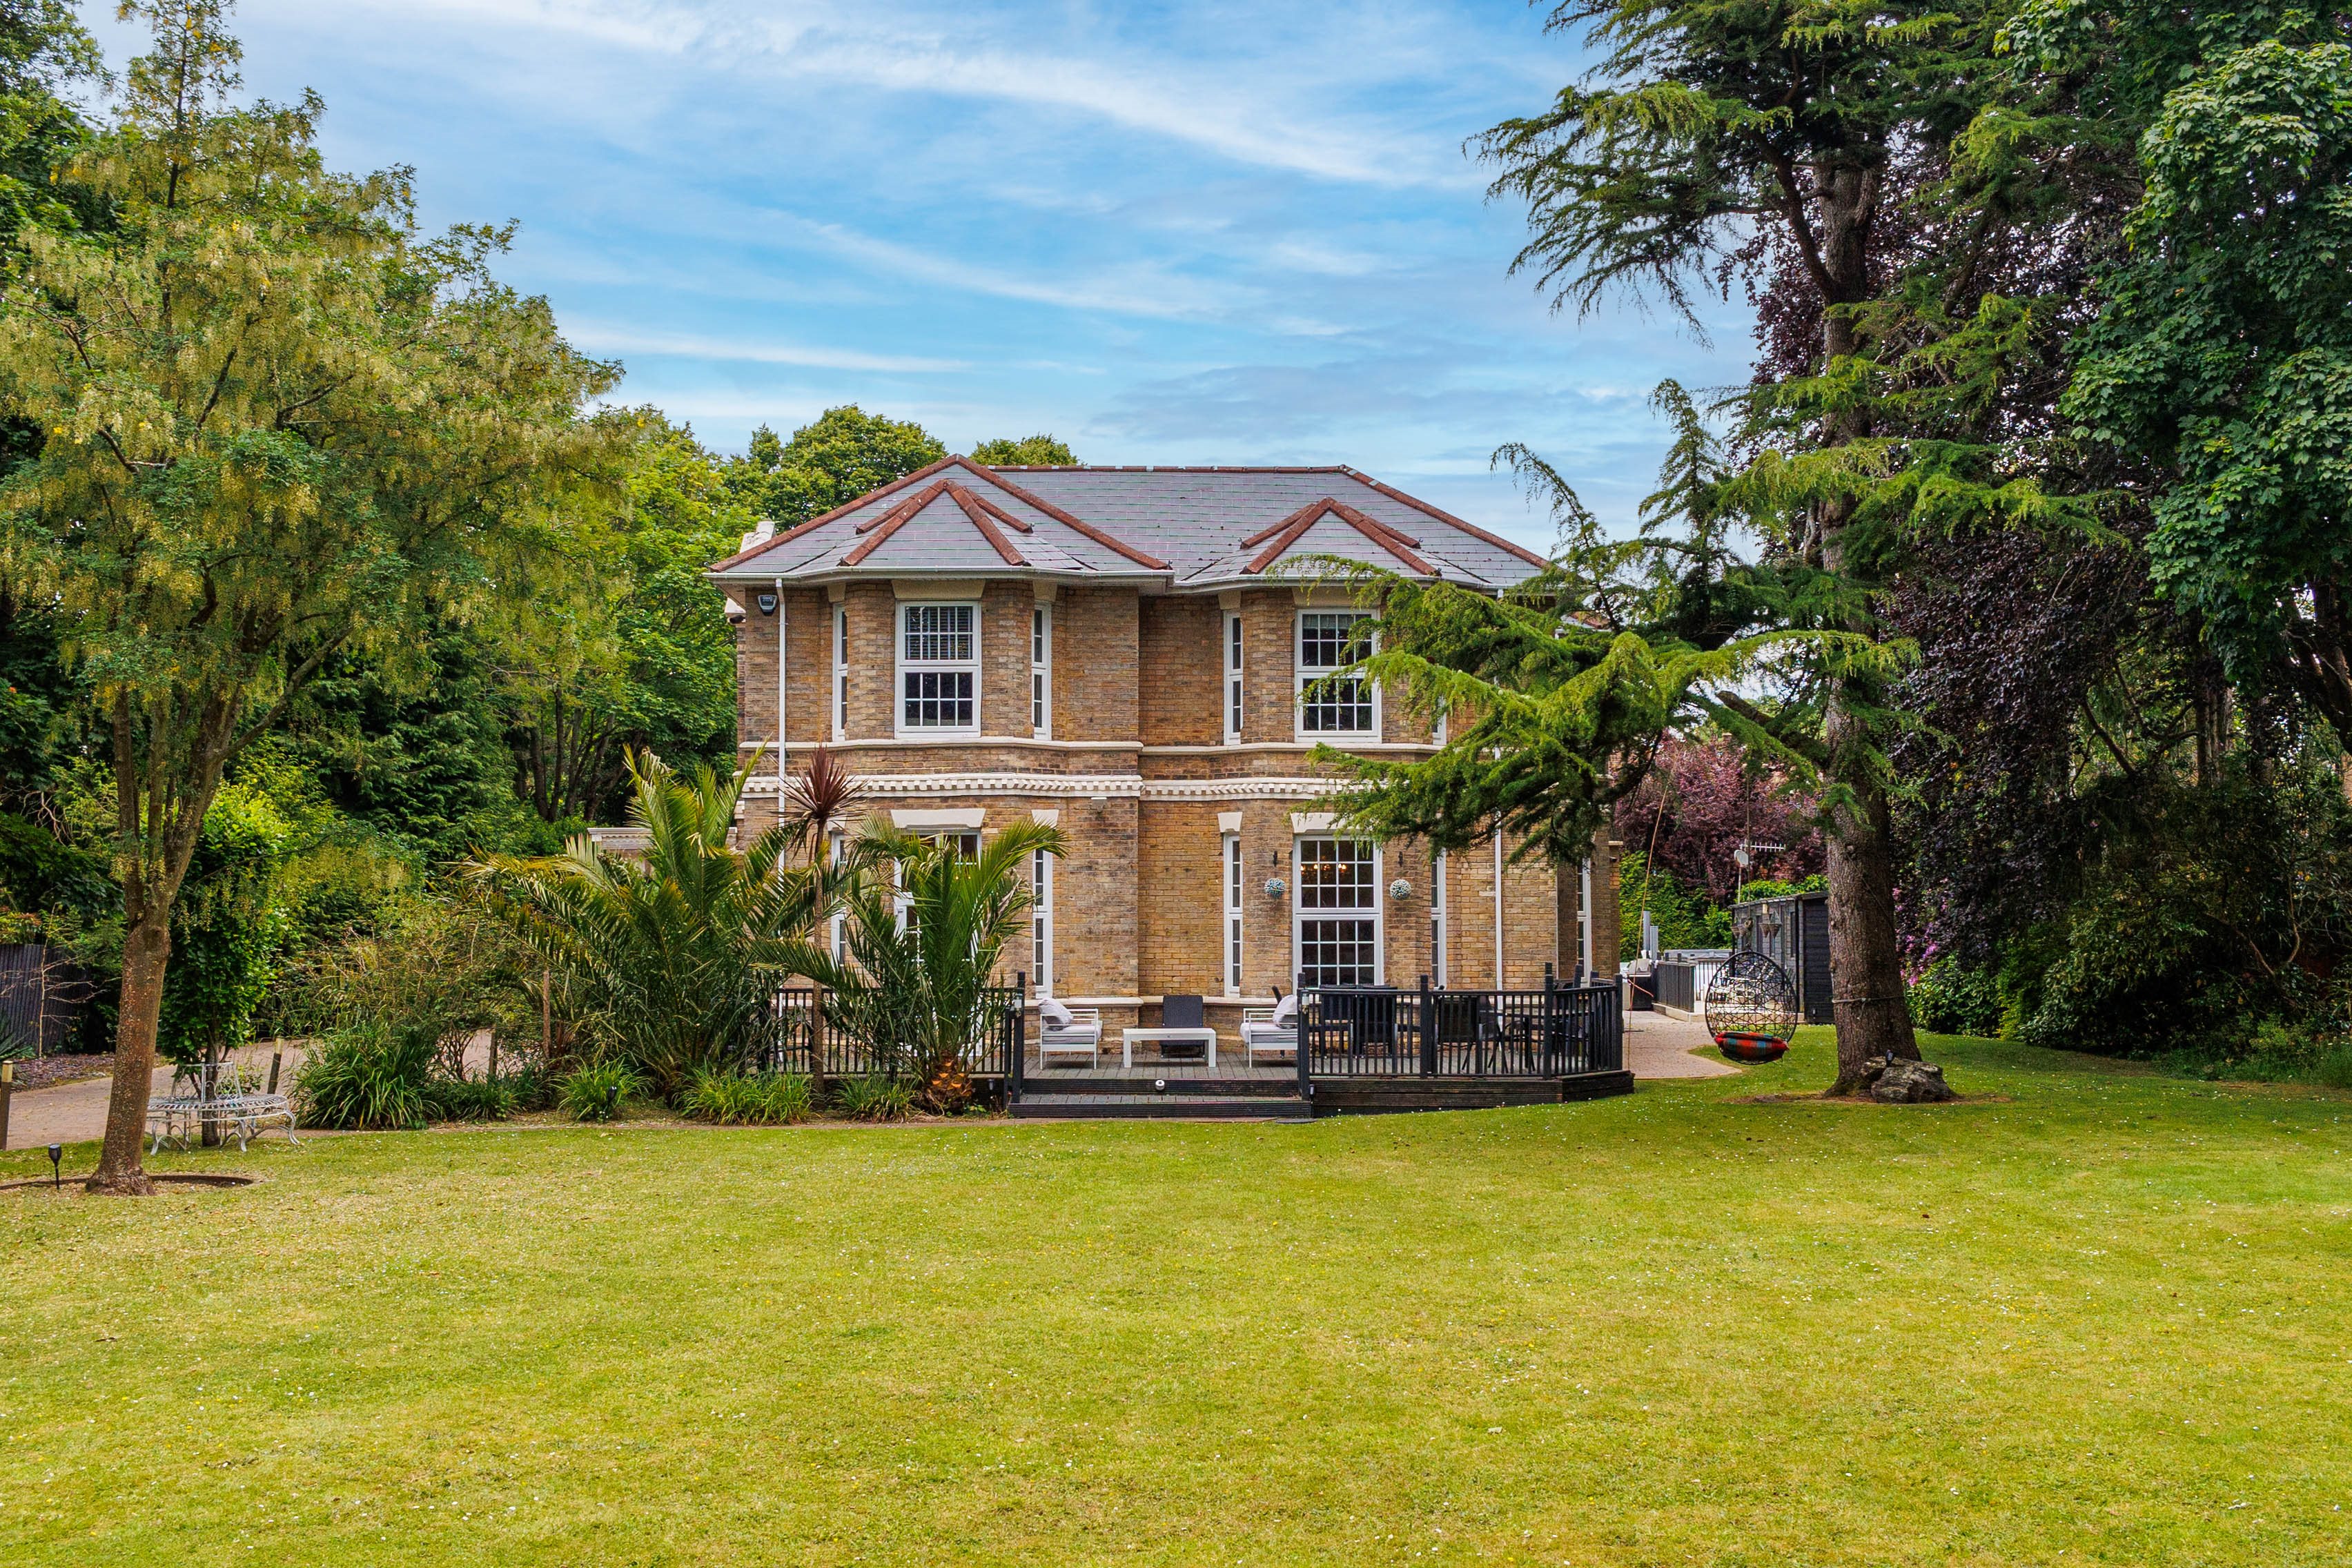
[1730,892,1833,1025]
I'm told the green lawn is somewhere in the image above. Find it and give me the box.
[5,1031,2350,1566]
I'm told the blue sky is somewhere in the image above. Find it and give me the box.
[86,1,1753,549]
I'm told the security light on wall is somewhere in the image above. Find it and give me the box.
[754,591,778,615]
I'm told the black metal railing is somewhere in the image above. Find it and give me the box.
[751,981,1026,1081]
[1299,973,1622,1079]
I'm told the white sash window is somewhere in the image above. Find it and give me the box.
[898,602,978,734]
[1222,831,1244,996]
[1224,611,1244,743]
[1294,836,1380,988]
[1296,611,1377,738]
[1031,604,1052,738]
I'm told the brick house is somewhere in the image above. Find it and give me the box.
[706,455,1618,1047]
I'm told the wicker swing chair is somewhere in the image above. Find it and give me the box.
[1702,950,1799,1063]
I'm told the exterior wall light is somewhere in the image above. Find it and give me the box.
[1263,876,1287,899]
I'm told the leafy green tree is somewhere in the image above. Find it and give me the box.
[293,630,525,863]
[972,433,1077,465]
[157,782,289,1070]
[495,412,747,823]
[2050,19,2352,750]
[0,0,102,259]
[723,405,944,525]
[1322,403,1862,944]
[1478,0,2010,1086]
[0,2,618,1193]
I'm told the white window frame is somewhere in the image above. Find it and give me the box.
[894,830,981,939]
[1292,835,1382,989]
[1431,848,1448,988]
[1223,611,1245,744]
[831,605,849,741]
[1222,831,1244,997]
[1031,847,1055,996]
[1031,603,1052,739]
[895,600,980,737]
[1294,610,1379,741]
[827,830,847,963]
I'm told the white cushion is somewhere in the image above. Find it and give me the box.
[1038,997,1075,1028]
[1271,993,1298,1026]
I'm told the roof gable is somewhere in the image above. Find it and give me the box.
[707,458,1543,591]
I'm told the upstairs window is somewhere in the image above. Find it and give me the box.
[1031,604,1052,738]
[1296,611,1376,738]
[898,602,977,734]
[832,605,849,741]
[1224,611,1244,743]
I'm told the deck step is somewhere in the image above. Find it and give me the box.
[1018,1076,1302,1098]
[1009,1094,1309,1121]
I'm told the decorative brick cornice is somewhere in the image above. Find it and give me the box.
[740,772,1358,803]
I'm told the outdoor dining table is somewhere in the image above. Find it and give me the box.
[1118,1026,1219,1072]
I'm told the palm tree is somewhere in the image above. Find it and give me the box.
[466,749,857,1097]
[828,819,1065,1108]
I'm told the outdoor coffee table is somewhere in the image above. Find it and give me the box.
[1119,1027,1219,1072]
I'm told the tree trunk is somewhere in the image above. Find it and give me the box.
[88,912,170,1195]
[1822,719,1920,1094]
[1810,161,1921,1094]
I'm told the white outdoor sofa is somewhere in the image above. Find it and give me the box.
[1240,994,1300,1066]
[1036,1000,1104,1069]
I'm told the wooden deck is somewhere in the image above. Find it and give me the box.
[1006,1056,1634,1119]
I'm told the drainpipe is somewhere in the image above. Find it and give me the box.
[1580,856,1594,980]
[1492,830,1505,988]
[785,574,804,780]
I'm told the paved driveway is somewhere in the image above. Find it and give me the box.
[1625,1008,1743,1079]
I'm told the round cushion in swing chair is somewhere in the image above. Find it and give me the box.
[1715,1031,1789,1064]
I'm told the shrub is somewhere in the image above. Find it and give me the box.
[560,1059,646,1122]
[827,819,1063,1107]
[296,1024,435,1130]
[1908,957,2003,1037]
[832,1072,912,1121]
[424,1075,520,1122]
[680,1068,814,1125]
[467,751,860,1098]
[500,1059,560,1113]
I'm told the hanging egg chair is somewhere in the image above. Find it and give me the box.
[1703,950,1799,1062]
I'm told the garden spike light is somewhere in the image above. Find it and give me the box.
[48,1143,61,1189]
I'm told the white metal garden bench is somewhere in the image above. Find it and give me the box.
[147,1061,299,1153]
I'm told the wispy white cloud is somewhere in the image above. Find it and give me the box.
[291,0,1473,188]
[775,217,1260,322]
[126,0,1751,538]
[567,324,966,373]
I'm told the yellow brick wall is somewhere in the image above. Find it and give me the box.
[732,573,1564,1021]
[1055,587,1139,742]
[1140,596,1220,746]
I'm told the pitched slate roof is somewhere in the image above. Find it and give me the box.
[707,458,1544,593]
